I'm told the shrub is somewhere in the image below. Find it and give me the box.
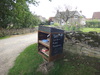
[86,19,100,28]
[53,23,60,26]
[63,25,82,31]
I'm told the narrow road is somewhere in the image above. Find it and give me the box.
[0,32,37,75]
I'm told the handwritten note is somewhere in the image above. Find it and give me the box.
[51,33,64,56]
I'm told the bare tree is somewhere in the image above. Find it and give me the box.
[55,5,77,24]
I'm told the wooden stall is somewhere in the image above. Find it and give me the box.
[38,26,64,62]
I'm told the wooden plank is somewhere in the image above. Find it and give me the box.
[49,54,63,62]
[41,50,49,56]
[39,30,64,34]
[38,30,50,34]
[38,52,49,61]
[39,40,50,48]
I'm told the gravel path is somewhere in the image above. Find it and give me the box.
[0,32,37,75]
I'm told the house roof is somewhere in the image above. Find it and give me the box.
[48,17,55,21]
[55,10,81,18]
[92,12,100,19]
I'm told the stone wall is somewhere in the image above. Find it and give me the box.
[0,27,38,37]
[64,31,100,58]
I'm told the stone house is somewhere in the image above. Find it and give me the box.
[53,10,86,25]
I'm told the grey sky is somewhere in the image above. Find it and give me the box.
[29,0,100,19]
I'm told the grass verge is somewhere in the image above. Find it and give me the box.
[81,28,100,33]
[0,36,10,39]
[8,44,100,75]
[49,52,100,75]
[8,44,43,75]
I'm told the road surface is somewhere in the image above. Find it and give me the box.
[0,32,37,75]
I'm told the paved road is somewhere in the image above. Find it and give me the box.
[0,32,38,75]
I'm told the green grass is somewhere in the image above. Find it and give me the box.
[8,44,100,75]
[8,44,43,75]
[81,28,100,33]
[49,52,100,75]
[43,25,55,27]
[0,36,10,39]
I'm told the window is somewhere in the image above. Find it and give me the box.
[74,16,78,19]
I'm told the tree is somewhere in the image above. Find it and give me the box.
[0,0,39,28]
[55,5,77,24]
[0,0,14,28]
[12,0,39,28]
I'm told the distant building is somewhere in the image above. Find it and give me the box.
[50,10,86,25]
[37,16,46,22]
[86,18,92,20]
[48,17,55,25]
[92,12,100,20]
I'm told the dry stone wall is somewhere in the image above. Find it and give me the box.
[0,27,38,37]
[64,31,100,58]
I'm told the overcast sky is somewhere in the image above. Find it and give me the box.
[29,0,100,19]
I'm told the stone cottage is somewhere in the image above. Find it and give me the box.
[53,10,86,25]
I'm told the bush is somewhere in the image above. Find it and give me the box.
[63,25,82,31]
[53,23,60,26]
[86,19,100,28]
